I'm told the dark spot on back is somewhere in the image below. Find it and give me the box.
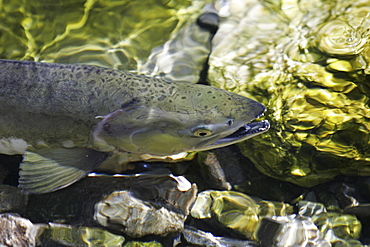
[87,80,96,86]
[88,94,95,101]
[121,98,139,109]
[181,96,186,99]
[158,95,166,101]
[75,72,83,79]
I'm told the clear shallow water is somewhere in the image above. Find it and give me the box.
[0,0,202,69]
[207,0,370,188]
[1,0,370,246]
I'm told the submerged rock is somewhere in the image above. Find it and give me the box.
[123,241,163,247]
[94,190,188,238]
[190,190,366,246]
[190,190,293,240]
[297,200,364,246]
[0,213,40,247]
[313,212,362,244]
[181,226,260,247]
[207,0,370,187]
[297,200,327,218]
[38,223,125,247]
[257,215,331,247]
[24,173,196,234]
[196,151,232,191]
[195,146,307,201]
[91,173,197,238]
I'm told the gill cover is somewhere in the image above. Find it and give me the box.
[93,104,186,155]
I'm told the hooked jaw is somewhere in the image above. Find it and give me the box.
[196,111,270,152]
[210,119,270,147]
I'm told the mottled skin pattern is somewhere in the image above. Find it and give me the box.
[0,59,265,155]
[0,59,268,193]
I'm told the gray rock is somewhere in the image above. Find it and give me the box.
[257,215,331,247]
[181,226,260,247]
[94,190,188,238]
[0,213,40,247]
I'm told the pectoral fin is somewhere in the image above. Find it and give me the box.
[19,148,108,194]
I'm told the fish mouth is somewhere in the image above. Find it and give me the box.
[200,120,270,151]
[217,120,270,144]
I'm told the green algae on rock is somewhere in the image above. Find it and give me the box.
[124,241,163,247]
[312,212,362,244]
[39,223,126,247]
[208,0,370,187]
[190,190,293,240]
[297,201,364,246]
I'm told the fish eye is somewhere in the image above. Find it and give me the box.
[227,119,234,126]
[192,127,213,137]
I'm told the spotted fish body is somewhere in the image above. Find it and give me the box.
[0,59,269,193]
